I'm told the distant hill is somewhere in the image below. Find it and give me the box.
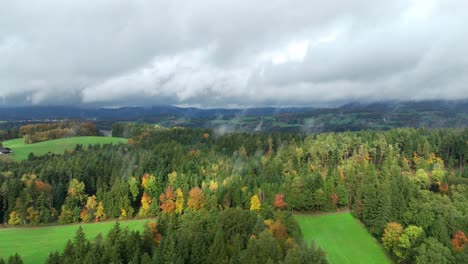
[0,105,315,121]
[0,100,467,133]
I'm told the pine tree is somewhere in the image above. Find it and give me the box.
[207,230,229,264]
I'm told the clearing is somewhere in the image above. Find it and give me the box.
[0,219,149,263]
[2,136,127,161]
[295,213,392,264]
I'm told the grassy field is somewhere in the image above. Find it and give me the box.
[295,213,392,264]
[0,219,150,263]
[2,136,127,161]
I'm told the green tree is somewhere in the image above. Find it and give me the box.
[207,230,229,264]
[414,237,455,264]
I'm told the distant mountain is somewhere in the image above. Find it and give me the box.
[0,100,467,133]
[0,105,315,121]
[339,100,468,113]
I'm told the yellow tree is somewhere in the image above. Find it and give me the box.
[8,211,21,225]
[139,192,152,216]
[168,171,177,187]
[26,207,40,225]
[68,178,86,203]
[209,180,219,191]
[250,194,261,212]
[382,222,403,251]
[175,188,185,214]
[80,209,91,222]
[85,196,97,213]
[95,202,107,221]
[141,173,158,197]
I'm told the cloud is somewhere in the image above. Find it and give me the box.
[0,0,467,107]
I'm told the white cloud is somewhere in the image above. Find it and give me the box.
[272,40,310,65]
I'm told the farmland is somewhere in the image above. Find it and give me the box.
[0,219,149,264]
[295,213,392,264]
[2,136,127,161]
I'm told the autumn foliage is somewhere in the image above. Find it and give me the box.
[34,180,52,194]
[382,222,404,251]
[187,187,206,210]
[20,122,98,144]
[250,194,261,212]
[175,188,185,214]
[147,221,162,245]
[452,230,468,252]
[159,187,176,213]
[273,194,287,209]
[268,219,288,241]
[140,193,152,216]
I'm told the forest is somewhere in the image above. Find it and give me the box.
[19,122,99,144]
[0,127,467,263]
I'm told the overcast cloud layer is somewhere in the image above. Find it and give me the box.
[1,0,467,107]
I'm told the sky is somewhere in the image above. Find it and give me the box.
[1,0,467,108]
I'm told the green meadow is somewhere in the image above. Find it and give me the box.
[2,136,127,161]
[295,213,392,264]
[0,219,150,264]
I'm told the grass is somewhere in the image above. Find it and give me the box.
[295,213,392,264]
[2,136,128,161]
[0,219,150,263]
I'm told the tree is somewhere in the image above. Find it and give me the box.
[393,225,424,262]
[331,193,339,209]
[431,164,446,184]
[267,219,288,242]
[451,230,468,252]
[207,230,229,264]
[187,187,206,210]
[80,209,91,222]
[175,188,185,214]
[58,205,74,224]
[147,221,162,245]
[159,187,176,213]
[128,177,140,202]
[83,195,97,222]
[382,222,404,251]
[95,202,107,221]
[67,179,86,204]
[241,230,281,263]
[8,211,21,226]
[414,169,429,189]
[7,254,23,264]
[26,207,40,225]
[414,237,455,264]
[141,173,159,198]
[274,194,287,209]
[250,194,261,212]
[139,193,152,216]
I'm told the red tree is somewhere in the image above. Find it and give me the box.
[274,194,287,209]
[160,187,176,213]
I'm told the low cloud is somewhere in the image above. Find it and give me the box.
[1,0,467,107]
